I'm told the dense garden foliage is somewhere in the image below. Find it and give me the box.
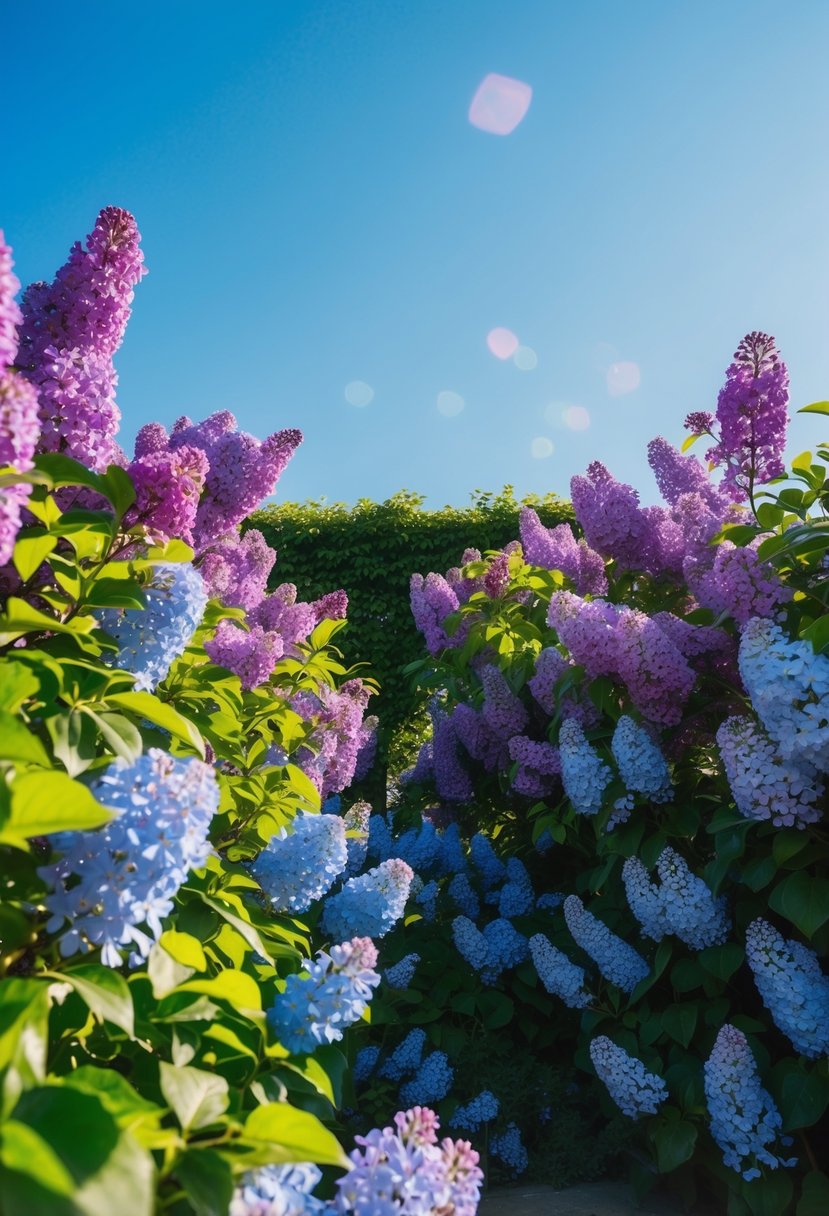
[1,204,828,1216]
[249,488,572,799]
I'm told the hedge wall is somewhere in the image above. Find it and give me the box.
[248,487,573,800]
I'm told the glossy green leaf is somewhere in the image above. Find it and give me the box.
[104,691,205,757]
[0,711,50,767]
[2,771,112,846]
[768,872,829,939]
[242,1102,350,1168]
[159,1062,229,1132]
[46,965,134,1037]
[798,400,829,416]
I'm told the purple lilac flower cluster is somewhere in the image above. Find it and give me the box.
[332,1106,483,1216]
[252,811,348,913]
[703,1025,795,1181]
[589,1037,668,1119]
[41,750,218,967]
[267,937,380,1054]
[519,507,607,595]
[321,858,414,942]
[745,919,829,1059]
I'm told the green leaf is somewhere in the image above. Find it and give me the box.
[159,1062,229,1132]
[661,1003,698,1048]
[800,615,829,655]
[98,465,136,521]
[698,942,744,982]
[62,1067,162,1132]
[159,930,207,972]
[173,1148,234,1216]
[0,711,50,767]
[242,1102,350,1168]
[768,872,829,939]
[176,970,262,1011]
[191,891,271,959]
[0,1120,76,1196]
[86,578,147,610]
[12,529,57,582]
[0,662,39,713]
[103,691,205,757]
[681,432,701,451]
[744,1173,794,1216]
[798,401,829,416]
[798,1173,829,1216]
[46,966,134,1037]
[0,979,49,1112]
[0,597,98,647]
[81,709,144,763]
[755,502,784,530]
[2,771,112,847]
[778,1067,829,1130]
[652,1117,697,1173]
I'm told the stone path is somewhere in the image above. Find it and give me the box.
[480,1181,717,1215]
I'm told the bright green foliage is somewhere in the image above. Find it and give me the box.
[249,487,572,798]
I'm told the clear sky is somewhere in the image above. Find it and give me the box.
[3,0,829,509]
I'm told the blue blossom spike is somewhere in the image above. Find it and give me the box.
[746,919,829,1059]
[589,1036,667,1119]
[564,895,649,993]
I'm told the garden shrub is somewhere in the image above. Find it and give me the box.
[0,212,484,1214]
[370,333,829,1215]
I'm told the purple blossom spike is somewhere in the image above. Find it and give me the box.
[709,333,789,499]
[519,508,607,595]
[410,571,460,654]
[570,462,652,569]
[0,230,23,370]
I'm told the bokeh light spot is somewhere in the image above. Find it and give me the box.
[344,380,374,407]
[513,345,538,371]
[437,390,465,417]
[606,361,640,397]
[562,404,591,431]
[469,73,533,136]
[487,327,519,359]
[531,437,555,459]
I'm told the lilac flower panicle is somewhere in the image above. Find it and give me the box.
[590,1037,668,1119]
[416,879,439,921]
[614,608,695,726]
[0,231,22,369]
[448,873,480,919]
[685,411,716,436]
[622,858,667,942]
[41,750,218,967]
[498,857,534,917]
[230,1163,325,1216]
[710,333,789,499]
[432,714,474,802]
[611,716,673,803]
[452,916,488,971]
[354,1045,381,1084]
[570,462,653,569]
[267,937,380,1054]
[481,917,528,984]
[559,718,612,816]
[380,1028,428,1081]
[480,664,528,739]
[490,1123,528,1177]
[519,508,608,595]
[646,436,723,509]
[252,812,348,913]
[204,619,283,690]
[367,813,394,862]
[529,933,592,1008]
[745,919,829,1059]
[528,646,570,715]
[547,592,620,679]
[717,715,822,829]
[656,847,729,950]
[197,529,276,610]
[704,1024,795,1181]
[437,821,467,875]
[332,1107,483,1216]
[343,798,371,875]
[321,858,414,942]
[399,1050,454,1107]
[127,444,208,546]
[508,735,561,799]
[385,952,421,990]
[451,1091,500,1133]
[97,562,207,691]
[564,896,649,993]
[410,571,460,654]
[692,541,790,627]
[469,833,506,889]
[0,371,41,564]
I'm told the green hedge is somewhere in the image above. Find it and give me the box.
[248,487,572,799]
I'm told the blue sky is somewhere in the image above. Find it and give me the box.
[3,0,829,509]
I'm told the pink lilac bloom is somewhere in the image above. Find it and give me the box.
[690,540,790,626]
[709,332,789,500]
[570,462,653,569]
[0,230,22,370]
[253,582,317,648]
[410,571,461,654]
[446,547,485,604]
[519,507,608,594]
[614,608,695,726]
[292,679,373,799]
[651,612,733,664]
[311,588,348,623]
[547,591,621,678]
[18,207,146,469]
[126,444,209,546]
[204,619,284,689]
[197,528,276,610]
[647,436,726,511]
[509,735,561,798]
[480,664,528,739]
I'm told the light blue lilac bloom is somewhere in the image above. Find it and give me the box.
[267,937,380,1054]
[564,895,649,993]
[322,858,413,942]
[746,919,829,1059]
[399,1050,454,1107]
[251,811,348,913]
[589,1036,668,1119]
[529,933,592,1008]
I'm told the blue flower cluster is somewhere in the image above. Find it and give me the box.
[656,847,729,950]
[559,718,612,817]
[469,832,506,889]
[366,812,394,861]
[251,811,347,914]
[717,714,822,829]
[490,1123,528,1177]
[322,858,413,942]
[481,917,528,984]
[451,1090,500,1133]
[704,1024,795,1181]
[563,896,649,993]
[385,952,421,990]
[399,1050,454,1107]
[43,749,218,967]
[529,933,592,1008]
[448,872,480,918]
[452,916,488,971]
[230,1162,325,1216]
[267,937,380,1055]
[589,1036,668,1119]
[394,818,441,872]
[353,1045,380,1084]
[746,919,829,1059]
[98,562,207,691]
[621,857,667,942]
[379,1028,427,1081]
[416,879,439,921]
[342,798,371,875]
[611,715,673,802]
[536,892,564,913]
[498,857,534,917]
[438,821,467,874]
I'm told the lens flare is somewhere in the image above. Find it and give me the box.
[606,362,640,397]
[531,437,555,459]
[487,327,519,359]
[513,345,538,371]
[562,405,591,431]
[344,381,375,407]
[437,390,465,417]
[469,73,533,136]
